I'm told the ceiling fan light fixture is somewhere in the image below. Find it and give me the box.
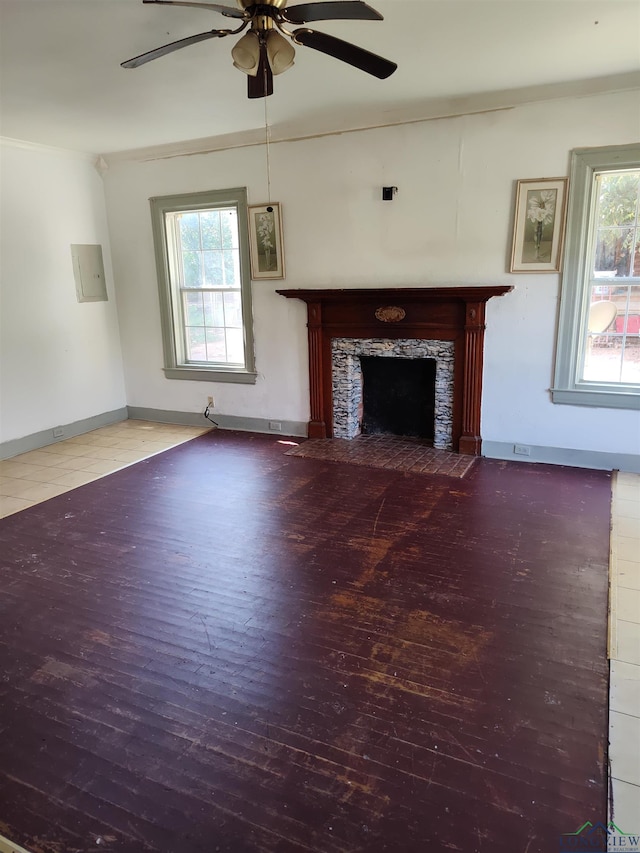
[231,30,261,75]
[124,1,397,96]
[265,30,295,75]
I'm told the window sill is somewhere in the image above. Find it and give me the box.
[163,367,258,384]
[551,387,640,410]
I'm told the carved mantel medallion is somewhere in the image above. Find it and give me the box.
[375,306,406,323]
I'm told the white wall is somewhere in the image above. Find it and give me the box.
[103,90,640,461]
[0,141,126,444]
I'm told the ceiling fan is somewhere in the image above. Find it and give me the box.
[122,0,397,98]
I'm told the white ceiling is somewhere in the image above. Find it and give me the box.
[0,0,639,156]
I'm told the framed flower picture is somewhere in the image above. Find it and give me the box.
[247,203,285,280]
[510,178,568,273]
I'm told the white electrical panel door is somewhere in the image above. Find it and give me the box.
[71,244,108,302]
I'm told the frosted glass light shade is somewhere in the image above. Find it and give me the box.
[231,31,261,76]
[265,30,295,75]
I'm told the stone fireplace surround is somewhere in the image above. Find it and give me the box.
[332,337,455,449]
[277,287,512,455]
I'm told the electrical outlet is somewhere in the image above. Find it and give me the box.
[207,396,214,407]
[53,427,64,438]
[513,444,531,456]
[269,421,282,432]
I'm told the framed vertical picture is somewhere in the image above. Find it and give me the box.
[248,203,285,280]
[510,177,568,273]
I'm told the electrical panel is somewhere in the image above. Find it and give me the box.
[71,244,108,303]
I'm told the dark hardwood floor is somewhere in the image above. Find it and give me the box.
[0,431,611,853]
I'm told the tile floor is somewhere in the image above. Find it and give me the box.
[608,471,640,840]
[0,425,638,846]
[0,419,210,519]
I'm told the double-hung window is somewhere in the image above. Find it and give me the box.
[553,144,640,409]
[150,188,256,383]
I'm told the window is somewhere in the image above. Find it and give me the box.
[553,144,640,409]
[150,188,256,383]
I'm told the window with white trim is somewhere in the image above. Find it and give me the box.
[553,145,640,409]
[150,188,256,383]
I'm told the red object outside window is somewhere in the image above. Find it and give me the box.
[615,315,640,334]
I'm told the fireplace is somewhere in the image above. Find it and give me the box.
[332,338,454,448]
[277,287,512,455]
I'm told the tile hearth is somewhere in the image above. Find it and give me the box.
[286,435,475,478]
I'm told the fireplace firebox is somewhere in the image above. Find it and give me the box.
[277,287,512,455]
[360,356,436,439]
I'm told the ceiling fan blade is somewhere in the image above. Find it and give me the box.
[293,28,396,79]
[121,29,229,68]
[142,0,246,18]
[247,44,274,98]
[281,1,382,24]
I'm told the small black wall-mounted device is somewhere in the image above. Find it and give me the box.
[382,186,398,201]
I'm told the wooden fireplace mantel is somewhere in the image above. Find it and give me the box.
[277,286,512,455]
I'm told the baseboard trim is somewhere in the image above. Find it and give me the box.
[482,440,640,473]
[3,414,634,470]
[127,407,308,438]
[0,407,128,460]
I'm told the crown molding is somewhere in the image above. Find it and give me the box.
[101,71,640,166]
[0,135,97,161]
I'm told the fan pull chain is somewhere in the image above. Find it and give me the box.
[263,89,272,205]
